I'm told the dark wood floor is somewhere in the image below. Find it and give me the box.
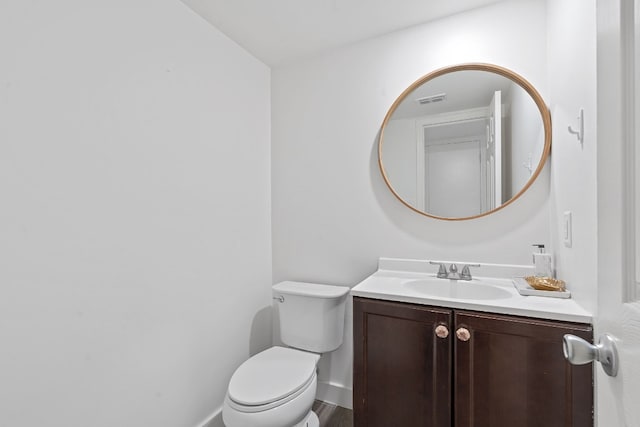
[313,400,353,427]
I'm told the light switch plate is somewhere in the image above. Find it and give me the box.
[563,211,572,248]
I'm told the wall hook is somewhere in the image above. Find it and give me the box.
[568,108,584,145]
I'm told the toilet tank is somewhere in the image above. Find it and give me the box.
[273,281,349,353]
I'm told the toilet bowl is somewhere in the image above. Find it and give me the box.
[222,281,349,427]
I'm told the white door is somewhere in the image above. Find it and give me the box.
[596,1,640,425]
[488,90,502,208]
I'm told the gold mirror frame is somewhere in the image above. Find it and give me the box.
[378,63,552,221]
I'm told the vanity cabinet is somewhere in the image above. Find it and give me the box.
[353,297,593,427]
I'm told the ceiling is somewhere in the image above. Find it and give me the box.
[180,0,506,66]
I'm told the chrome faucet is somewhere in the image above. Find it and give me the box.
[429,261,480,281]
[448,263,461,280]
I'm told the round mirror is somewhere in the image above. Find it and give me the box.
[379,63,551,220]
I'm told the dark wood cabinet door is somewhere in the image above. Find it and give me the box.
[453,310,593,427]
[353,297,452,427]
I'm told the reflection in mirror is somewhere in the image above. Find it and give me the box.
[379,64,551,220]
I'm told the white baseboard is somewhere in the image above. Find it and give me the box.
[316,381,352,410]
[195,406,224,427]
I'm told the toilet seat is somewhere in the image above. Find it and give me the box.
[227,346,320,412]
[226,371,316,413]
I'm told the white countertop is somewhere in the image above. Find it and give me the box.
[351,259,592,324]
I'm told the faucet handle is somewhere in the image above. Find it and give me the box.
[429,261,448,278]
[460,264,481,280]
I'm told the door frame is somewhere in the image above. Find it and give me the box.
[597,0,639,321]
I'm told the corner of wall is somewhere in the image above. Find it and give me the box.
[196,407,224,427]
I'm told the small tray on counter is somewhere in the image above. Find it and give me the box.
[512,277,571,299]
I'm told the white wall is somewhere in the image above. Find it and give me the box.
[272,0,550,403]
[0,1,271,426]
[546,0,598,314]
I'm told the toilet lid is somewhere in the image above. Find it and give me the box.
[272,281,349,299]
[228,346,320,406]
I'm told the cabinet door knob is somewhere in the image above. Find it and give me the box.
[456,327,471,342]
[435,325,449,339]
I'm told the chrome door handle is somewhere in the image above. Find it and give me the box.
[563,333,618,377]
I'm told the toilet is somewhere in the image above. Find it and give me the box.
[222,281,349,427]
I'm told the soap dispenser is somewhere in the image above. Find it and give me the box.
[532,244,553,277]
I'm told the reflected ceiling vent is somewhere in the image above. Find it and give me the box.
[416,93,447,104]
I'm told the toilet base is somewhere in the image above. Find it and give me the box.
[294,410,319,427]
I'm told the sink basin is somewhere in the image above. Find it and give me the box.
[404,278,512,300]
